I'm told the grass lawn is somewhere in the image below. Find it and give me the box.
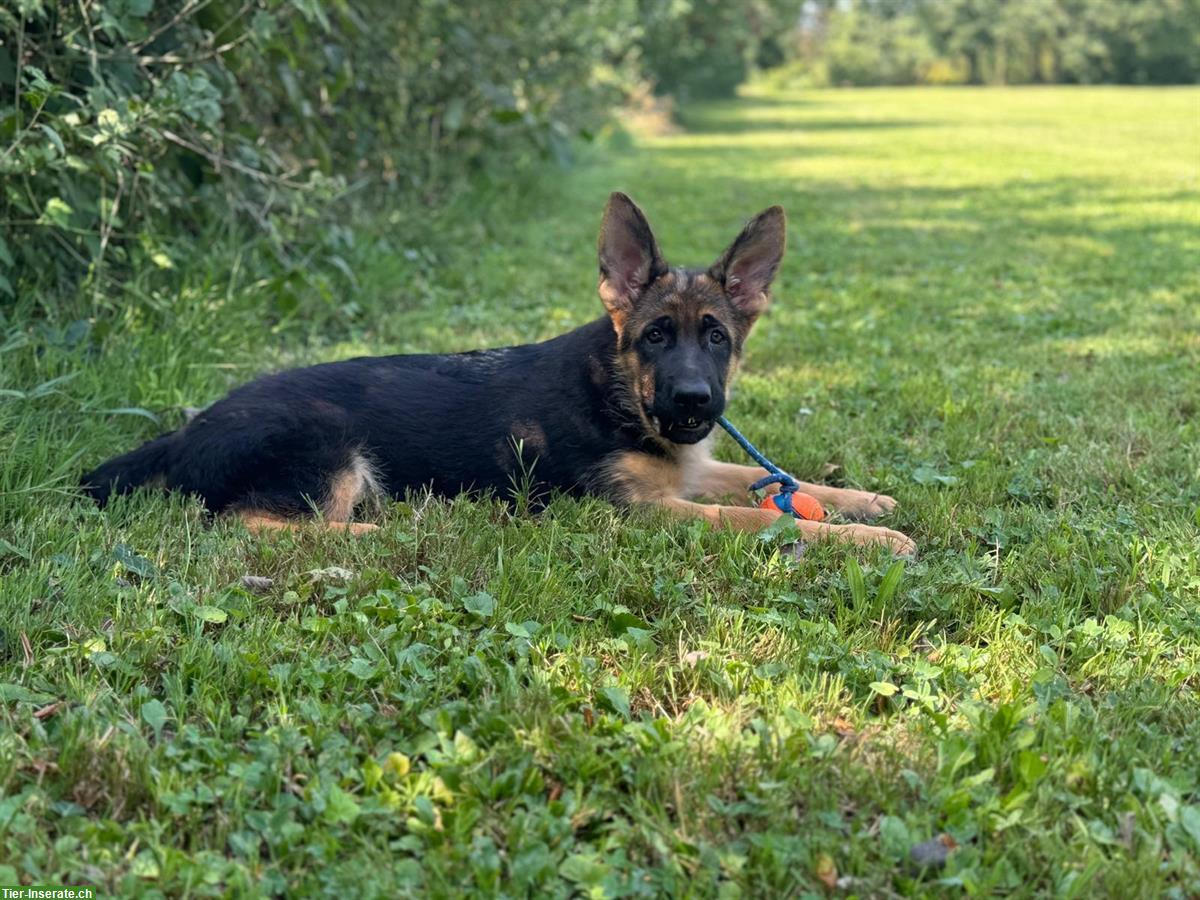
[2,86,1199,896]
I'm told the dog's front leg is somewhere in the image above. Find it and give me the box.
[657,497,916,555]
[608,451,915,554]
[695,461,899,521]
[657,496,784,529]
[237,510,378,536]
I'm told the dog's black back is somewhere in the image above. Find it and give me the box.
[82,316,652,513]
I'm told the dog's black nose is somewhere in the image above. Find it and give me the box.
[672,381,713,413]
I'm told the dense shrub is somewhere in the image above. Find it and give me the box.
[638,0,805,99]
[822,7,939,87]
[0,0,637,317]
[1,0,254,310]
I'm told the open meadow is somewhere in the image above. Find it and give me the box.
[2,86,1199,896]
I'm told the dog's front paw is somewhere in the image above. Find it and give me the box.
[797,521,917,557]
[843,524,916,557]
[835,489,898,522]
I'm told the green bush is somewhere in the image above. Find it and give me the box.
[824,8,940,87]
[0,0,637,319]
[637,0,805,99]
[1,0,257,310]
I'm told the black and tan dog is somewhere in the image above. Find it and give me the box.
[82,193,915,554]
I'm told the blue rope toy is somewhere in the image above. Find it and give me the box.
[717,416,822,520]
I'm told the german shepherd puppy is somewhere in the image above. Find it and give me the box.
[82,193,914,554]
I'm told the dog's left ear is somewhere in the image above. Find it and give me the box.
[709,206,786,318]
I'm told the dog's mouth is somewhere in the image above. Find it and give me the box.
[657,415,715,444]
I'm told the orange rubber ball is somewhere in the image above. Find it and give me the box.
[760,491,825,522]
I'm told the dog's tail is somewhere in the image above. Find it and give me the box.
[80,432,176,507]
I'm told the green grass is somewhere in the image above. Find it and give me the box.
[3,86,1199,897]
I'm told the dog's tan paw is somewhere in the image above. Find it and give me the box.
[324,521,379,536]
[841,523,917,557]
[796,521,917,557]
[835,489,898,522]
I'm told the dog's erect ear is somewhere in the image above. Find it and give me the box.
[598,192,667,327]
[709,206,786,318]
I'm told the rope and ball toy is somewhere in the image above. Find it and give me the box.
[717,416,825,521]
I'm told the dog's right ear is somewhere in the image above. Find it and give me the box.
[597,192,667,330]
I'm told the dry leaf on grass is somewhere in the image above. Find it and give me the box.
[34,702,61,720]
[814,852,837,888]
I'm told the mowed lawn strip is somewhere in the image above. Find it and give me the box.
[1,87,1198,896]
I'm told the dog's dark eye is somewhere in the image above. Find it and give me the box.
[644,327,665,344]
[709,329,726,345]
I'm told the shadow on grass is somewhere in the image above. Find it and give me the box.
[616,143,1199,283]
[677,113,943,134]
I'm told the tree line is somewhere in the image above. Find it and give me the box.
[786,0,1200,87]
